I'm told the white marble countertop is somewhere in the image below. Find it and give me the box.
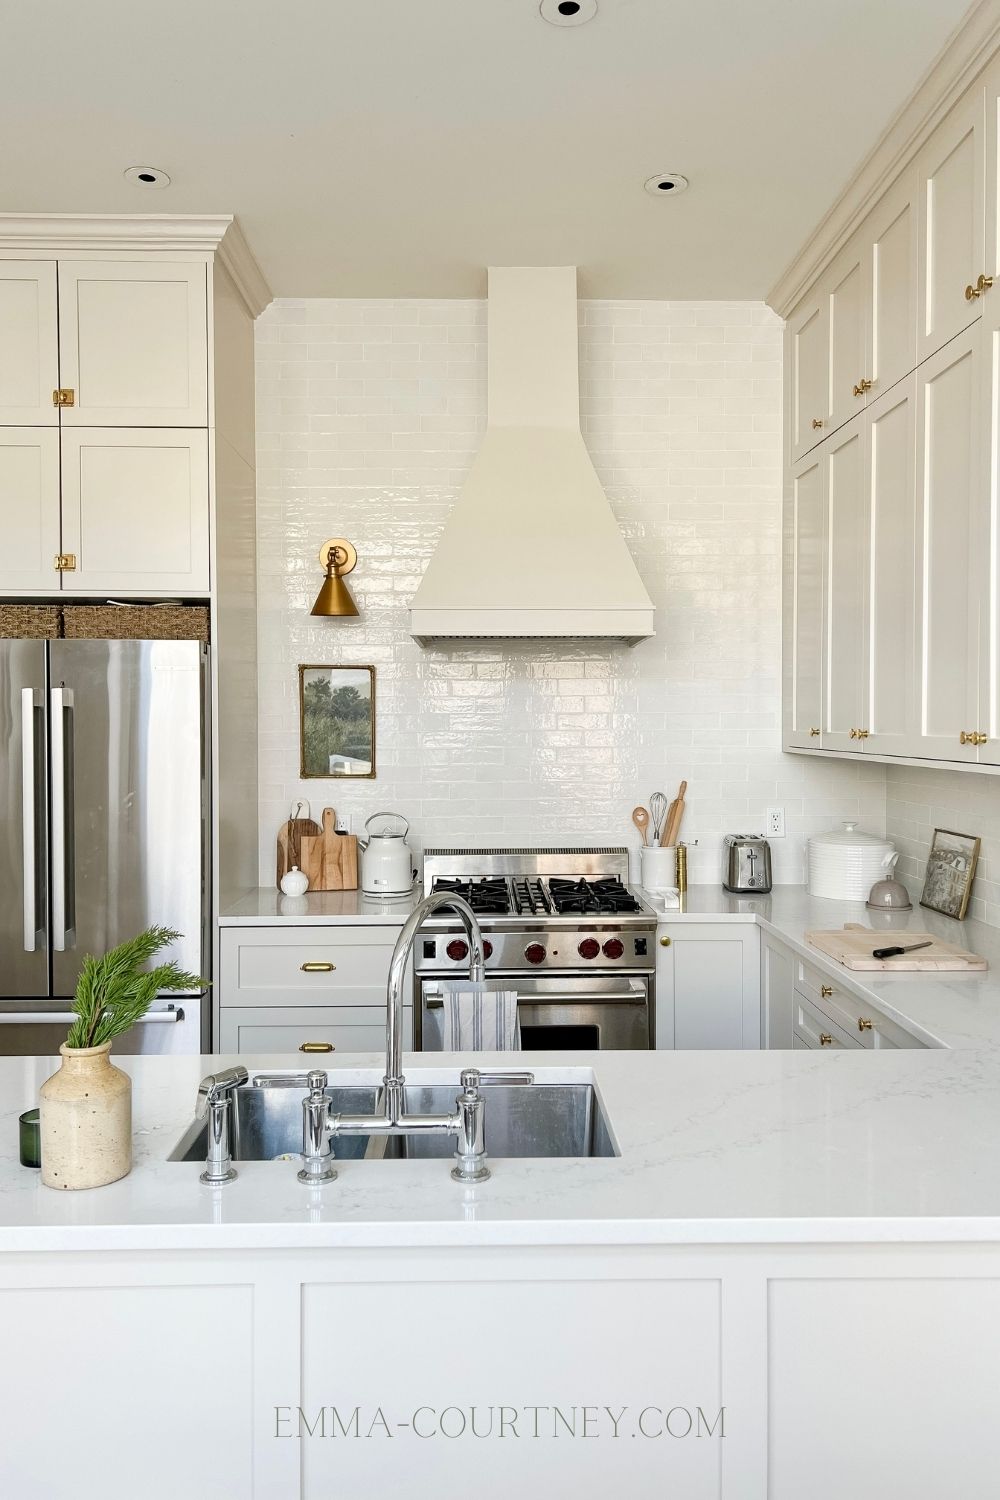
[639,885,1000,1050]
[4,1046,1000,1252]
[219,885,421,925]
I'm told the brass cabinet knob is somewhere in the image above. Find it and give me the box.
[858,729,869,740]
[809,727,821,737]
[959,731,986,746]
[858,1018,873,1032]
[52,387,75,407]
[966,275,994,300]
[819,1033,834,1046]
[299,1041,335,1053]
[301,961,336,972]
[811,418,824,430]
[849,728,858,739]
[821,985,833,998]
[852,378,873,397]
[659,935,671,947]
[966,282,981,300]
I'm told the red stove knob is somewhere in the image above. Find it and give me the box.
[524,942,546,965]
[602,938,625,960]
[578,938,601,960]
[446,939,469,962]
[483,939,494,960]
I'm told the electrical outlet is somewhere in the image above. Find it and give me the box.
[335,813,353,834]
[765,806,785,838]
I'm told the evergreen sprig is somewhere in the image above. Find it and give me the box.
[66,926,205,1050]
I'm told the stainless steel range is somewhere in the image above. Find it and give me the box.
[415,848,656,1051]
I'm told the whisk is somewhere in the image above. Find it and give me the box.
[649,791,668,845]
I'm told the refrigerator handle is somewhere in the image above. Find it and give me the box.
[50,686,75,953]
[20,688,41,952]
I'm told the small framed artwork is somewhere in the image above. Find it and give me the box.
[919,828,981,920]
[298,665,375,779]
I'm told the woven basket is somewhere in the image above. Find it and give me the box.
[0,605,62,639]
[61,605,210,642]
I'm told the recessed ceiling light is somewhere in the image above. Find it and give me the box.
[124,165,171,189]
[644,173,689,197]
[539,0,598,26]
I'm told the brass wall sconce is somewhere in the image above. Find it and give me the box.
[311,538,359,618]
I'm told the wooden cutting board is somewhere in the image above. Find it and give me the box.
[299,807,359,891]
[807,924,987,972]
[275,810,320,887]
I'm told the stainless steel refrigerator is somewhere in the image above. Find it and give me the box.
[0,637,209,1054]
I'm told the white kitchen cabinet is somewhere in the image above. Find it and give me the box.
[0,261,58,425]
[655,922,761,1050]
[917,81,986,363]
[219,927,401,1010]
[218,1005,412,1056]
[793,991,859,1049]
[56,260,208,427]
[786,451,824,747]
[762,934,795,1048]
[864,375,918,756]
[914,326,984,762]
[827,237,868,432]
[0,428,60,590]
[787,289,830,461]
[822,415,867,750]
[865,165,918,399]
[59,428,210,595]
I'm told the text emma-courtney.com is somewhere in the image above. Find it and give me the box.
[273,1404,726,1441]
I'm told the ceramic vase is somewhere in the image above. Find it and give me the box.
[39,1042,132,1189]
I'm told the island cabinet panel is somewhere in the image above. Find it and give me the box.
[219,927,400,1007]
[656,922,761,1049]
[768,1278,1000,1496]
[299,1275,724,1498]
[218,1003,411,1055]
[0,1281,253,1499]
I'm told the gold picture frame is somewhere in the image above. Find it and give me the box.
[919,827,981,920]
[298,664,376,779]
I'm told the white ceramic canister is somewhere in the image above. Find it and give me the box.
[640,845,677,892]
[807,822,896,901]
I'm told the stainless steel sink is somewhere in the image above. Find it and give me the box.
[169,1078,616,1163]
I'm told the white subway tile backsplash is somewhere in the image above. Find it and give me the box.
[254,297,885,887]
[886,767,1000,927]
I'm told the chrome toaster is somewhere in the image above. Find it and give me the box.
[723,834,773,893]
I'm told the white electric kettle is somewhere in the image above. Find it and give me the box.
[360,812,416,896]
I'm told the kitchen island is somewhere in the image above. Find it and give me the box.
[3,1047,1000,1499]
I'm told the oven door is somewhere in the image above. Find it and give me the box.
[417,974,651,1051]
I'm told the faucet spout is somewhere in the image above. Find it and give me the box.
[383,890,484,1120]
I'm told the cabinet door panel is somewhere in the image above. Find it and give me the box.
[787,453,824,747]
[0,261,58,425]
[866,376,917,756]
[60,429,209,595]
[763,937,795,1049]
[57,260,208,426]
[868,166,918,396]
[915,329,982,760]
[917,85,985,362]
[982,320,1000,761]
[656,925,760,1050]
[788,293,830,461]
[823,418,866,750]
[217,1006,411,1055]
[828,242,867,430]
[0,429,61,592]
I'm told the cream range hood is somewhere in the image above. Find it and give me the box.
[409,266,654,645]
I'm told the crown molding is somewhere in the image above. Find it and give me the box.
[0,212,272,316]
[767,0,1000,317]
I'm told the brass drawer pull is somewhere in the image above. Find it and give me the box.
[820,985,833,998]
[858,1018,873,1032]
[301,961,336,972]
[659,936,671,947]
[52,387,75,407]
[299,1041,335,1053]
[819,1033,834,1046]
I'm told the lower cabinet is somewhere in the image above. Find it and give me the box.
[762,933,796,1047]
[218,1005,412,1056]
[794,992,860,1049]
[655,922,761,1049]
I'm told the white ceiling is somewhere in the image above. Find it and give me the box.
[0,0,973,298]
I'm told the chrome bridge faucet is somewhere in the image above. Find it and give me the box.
[298,891,492,1185]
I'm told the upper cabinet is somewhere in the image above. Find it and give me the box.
[917,84,985,363]
[827,240,868,434]
[788,290,830,461]
[867,166,918,398]
[56,262,208,427]
[0,262,59,425]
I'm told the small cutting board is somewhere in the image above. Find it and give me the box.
[299,807,359,891]
[807,924,987,972]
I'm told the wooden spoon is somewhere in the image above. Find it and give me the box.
[632,806,651,847]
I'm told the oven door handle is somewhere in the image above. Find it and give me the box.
[424,988,646,1009]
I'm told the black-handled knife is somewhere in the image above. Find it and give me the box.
[872,940,933,960]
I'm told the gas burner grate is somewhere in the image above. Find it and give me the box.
[547,876,644,917]
[432,877,512,916]
[511,877,552,916]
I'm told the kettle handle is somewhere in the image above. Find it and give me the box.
[364,810,409,839]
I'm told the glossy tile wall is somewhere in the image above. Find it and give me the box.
[885,766,1000,927]
[255,298,885,886]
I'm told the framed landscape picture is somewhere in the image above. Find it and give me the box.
[298,664,375,778]
[919,828,981,920]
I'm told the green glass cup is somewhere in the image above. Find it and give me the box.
[19,1107,41,1169]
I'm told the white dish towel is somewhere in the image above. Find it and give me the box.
[424,983,521,1051]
